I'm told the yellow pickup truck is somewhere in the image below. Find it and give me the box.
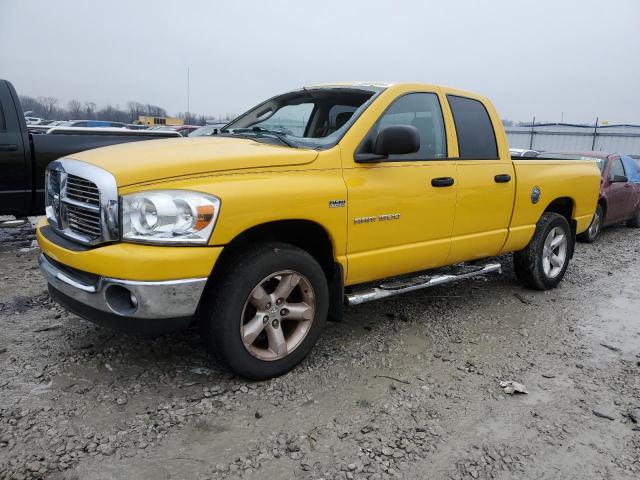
[36,82,600,379]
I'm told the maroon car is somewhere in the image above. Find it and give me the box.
[542,151,640,242]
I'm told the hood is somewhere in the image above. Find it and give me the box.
[68,136,318,186]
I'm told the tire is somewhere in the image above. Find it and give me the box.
[627,209,640,228]
[200,242,329,380]
[514,212,573,290]
[577,204,603,243]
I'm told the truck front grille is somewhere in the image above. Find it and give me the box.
[66,174,101,207]
[64,174,102,240]
[45,159,119,246]
[66,203,102,238]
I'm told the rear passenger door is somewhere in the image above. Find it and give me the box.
[445,95,515,264]
[0,81,29,215]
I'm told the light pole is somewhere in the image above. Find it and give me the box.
[187,67,190,122]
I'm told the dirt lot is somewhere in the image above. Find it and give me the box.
[1,220,639,480]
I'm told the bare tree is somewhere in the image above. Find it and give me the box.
[84,102,97,119]
[20,92,214,124]
[67,100,83,119]
[38,96,58,119]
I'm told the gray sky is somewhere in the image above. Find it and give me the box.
[1,0,639,123]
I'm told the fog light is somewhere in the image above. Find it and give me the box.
[105,285,138,316]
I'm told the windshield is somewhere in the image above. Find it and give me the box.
[222,86,382,149]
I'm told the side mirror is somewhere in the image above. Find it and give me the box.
[355,125,420,163]
[612,174,628,183]
[374,125,420,156]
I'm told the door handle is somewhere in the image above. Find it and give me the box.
[431,177,455,187]
[0,144,18,152]
[494,174,512,183]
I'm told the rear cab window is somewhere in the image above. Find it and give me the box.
[447,95,498,159]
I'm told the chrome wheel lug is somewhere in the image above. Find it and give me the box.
[263,315,269,324]
[265,302,271,309]
[276,298,283,306]
[280,308,288,316]
[271,319,279,328]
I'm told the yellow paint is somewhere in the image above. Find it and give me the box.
[69,136,320,187]
[37,83,601,288]
[498,160,600,254]
[37,218,220,281]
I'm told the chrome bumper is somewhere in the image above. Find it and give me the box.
[39,254,207,320]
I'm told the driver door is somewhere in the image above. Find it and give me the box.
[343,92,457,285]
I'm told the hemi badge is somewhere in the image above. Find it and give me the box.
[329,199,346,208]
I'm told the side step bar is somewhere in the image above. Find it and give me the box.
[344,263,502,306]
[0,218,27,228]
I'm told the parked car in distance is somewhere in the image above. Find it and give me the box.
[24,116,44,125]
[58,120,128,128]
[542,151,640,242]
[0,79,183,220]
[189,123,227,137]
[151,125,200,136]
[36,81,601,379]
[510,148,540,157]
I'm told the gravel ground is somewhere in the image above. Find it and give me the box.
[1,220,639,479]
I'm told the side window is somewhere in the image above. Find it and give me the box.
[447,95,498,159]
[609,158,625,180]
[254,103,314,137]
[374,93,447,160]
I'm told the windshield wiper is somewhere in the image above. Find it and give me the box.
[220,126,295,147]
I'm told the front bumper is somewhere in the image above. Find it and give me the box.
[39,254,208,333]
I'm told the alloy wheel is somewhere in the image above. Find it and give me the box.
[240,270,315,361]
[542,227,567,278]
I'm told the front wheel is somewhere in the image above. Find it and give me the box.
[514,212,573,290]
[200,242,329,380]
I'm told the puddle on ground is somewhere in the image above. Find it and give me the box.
[579,280,640,357]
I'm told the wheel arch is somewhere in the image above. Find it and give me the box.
[216,219,335,274]
[542,196,576,256]
[207,219,344,321]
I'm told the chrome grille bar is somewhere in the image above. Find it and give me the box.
[45,159,119,246]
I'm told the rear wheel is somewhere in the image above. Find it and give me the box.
[577,204,603,243]
[514,212,572,290]
[200,242,328,380]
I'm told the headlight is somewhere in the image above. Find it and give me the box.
[121,190,220,245]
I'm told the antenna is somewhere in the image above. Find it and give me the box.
[187,67,190,120]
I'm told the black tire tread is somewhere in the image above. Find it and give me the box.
[513,212,571,290]
[199,241,328,380]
